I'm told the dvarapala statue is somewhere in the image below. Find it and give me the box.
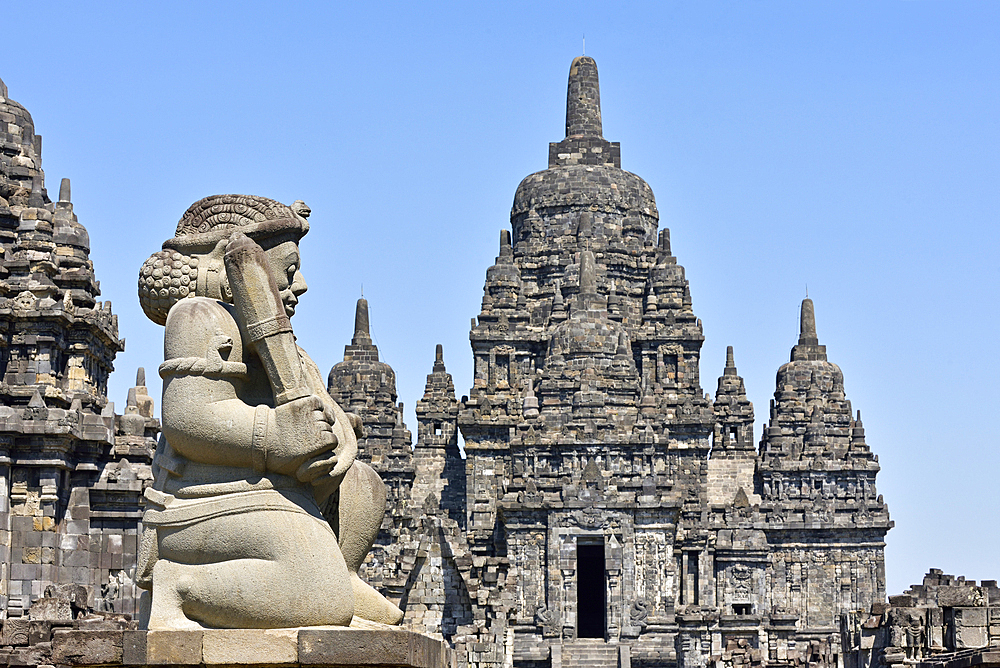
[135,195,403,629]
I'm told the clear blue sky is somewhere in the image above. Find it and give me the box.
[6,2,997,598]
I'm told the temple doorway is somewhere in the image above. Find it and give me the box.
[577,538,606,638]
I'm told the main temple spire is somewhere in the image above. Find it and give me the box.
[353,297,372,345]
[791,297,828,362]
[566,56,603,138]
[799,297,819,346]
[547,56,621,168]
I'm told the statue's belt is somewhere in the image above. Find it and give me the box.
[142,487,321,528]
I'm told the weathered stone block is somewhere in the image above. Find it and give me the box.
[2,618,30,646]
[955,625,988,649]
[298,628,448,667]
[122,629,147,666]
[299,628,410,665]
[939,586,985,608]
[51,629,123,665]
[146,629,203,665]
[202,628,298,666]
[7,642,53,667]
[955,607,988,626]
[28,620,53,644]
[28,596,72,621]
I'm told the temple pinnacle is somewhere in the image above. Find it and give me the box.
[566,56,603,138]
[59,178,71,203]
[0,76,7,99]
[499,229,513,259]
[434,344,446,373]
[799,297,819,346]
[724,345,739,376]
[353,297,372,345]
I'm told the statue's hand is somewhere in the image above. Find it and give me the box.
[268,395,338,478]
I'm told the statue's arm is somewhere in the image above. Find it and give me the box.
[160,298,259,468]
[160,298,337,477]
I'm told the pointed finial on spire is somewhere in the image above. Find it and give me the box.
[59,178,71,203]
[799,298,818,346]
[566,56,603,139]
[136,367,146,387]
[552,279,565,311]
[434,344,446,372]
[580,250,597,294]
[0,76,7,99]
[499,229,513,259]
[723,345,739,377]
[659,228,671,254]
[616,331,630,357]
[353,297,371,345]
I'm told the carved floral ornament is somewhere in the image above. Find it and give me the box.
[567,506,612,529]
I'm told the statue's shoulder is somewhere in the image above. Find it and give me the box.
[164,297,241,360]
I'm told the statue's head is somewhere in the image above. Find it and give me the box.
[139,194,311,325]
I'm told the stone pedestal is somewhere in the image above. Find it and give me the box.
[36,627,451,667]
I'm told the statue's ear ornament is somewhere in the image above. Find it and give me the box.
[195,238,231,304]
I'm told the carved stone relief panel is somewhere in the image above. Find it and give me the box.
[634,529,672,619]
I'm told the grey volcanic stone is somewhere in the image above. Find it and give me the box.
[0,78,158,623]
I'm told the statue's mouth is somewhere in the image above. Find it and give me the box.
[282,292,298,317]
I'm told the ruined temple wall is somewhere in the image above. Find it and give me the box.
[764,543,885,629]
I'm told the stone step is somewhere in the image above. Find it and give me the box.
[562,641,621,668]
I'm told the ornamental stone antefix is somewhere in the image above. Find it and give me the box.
[136,195,403,629]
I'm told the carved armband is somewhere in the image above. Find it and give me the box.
[159,334,248,379]
[158,357,248,379]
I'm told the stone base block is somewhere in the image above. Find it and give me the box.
[47,626,451,667]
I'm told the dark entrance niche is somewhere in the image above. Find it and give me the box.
[577,537,606,639]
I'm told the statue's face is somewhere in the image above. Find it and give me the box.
[264,240,307,317]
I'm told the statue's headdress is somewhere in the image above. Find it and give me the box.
[139,194,309,325]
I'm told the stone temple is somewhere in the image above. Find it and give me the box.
[0,60,998,668]
[0,75,157,628]
[334,56,896,668]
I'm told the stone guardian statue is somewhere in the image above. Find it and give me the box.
[135,195,403,629]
